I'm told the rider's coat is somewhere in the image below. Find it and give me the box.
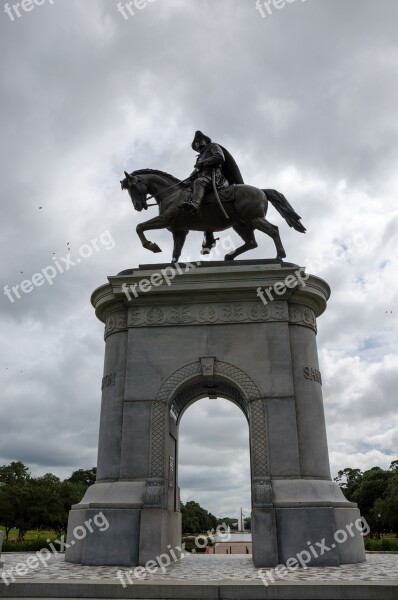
[191,143,229,189]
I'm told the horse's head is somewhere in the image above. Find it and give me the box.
[120,171,148,212]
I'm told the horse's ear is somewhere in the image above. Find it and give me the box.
[124,171,130,179]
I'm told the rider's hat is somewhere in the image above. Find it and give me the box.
[192,130,212,150]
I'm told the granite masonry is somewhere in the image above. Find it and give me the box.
[65,260,366,568]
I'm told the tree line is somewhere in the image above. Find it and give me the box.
[3,459,395,542]
[181,501,251,534]
[335,460,398,537]
[0,461,96,540]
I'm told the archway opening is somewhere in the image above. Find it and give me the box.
[177,396,251,554]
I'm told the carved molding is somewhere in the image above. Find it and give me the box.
[252,477,273,508]
[150,401,168,478]
[128,301,288,328]
[126,301,317,332]
[104,310,128,339]
[250,399,270,479]
[288,303,317,333]
[214,361,262,402]
[155,362,202,405]
[143,479,165,508]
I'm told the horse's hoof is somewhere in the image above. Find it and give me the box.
[224,254,235,261]
[276,252,286,260]
[144,242,162,253]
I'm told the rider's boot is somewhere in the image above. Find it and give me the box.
[188,180,206,214]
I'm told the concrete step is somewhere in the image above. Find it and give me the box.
[1,579,398,599]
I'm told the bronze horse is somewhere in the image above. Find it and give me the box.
[121,169,306,263]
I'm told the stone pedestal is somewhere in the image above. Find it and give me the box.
[65,260,366,568]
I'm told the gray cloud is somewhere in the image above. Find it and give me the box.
[1,0,397,518]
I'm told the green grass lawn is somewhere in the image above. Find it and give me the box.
[0,527,57,541]
[0,526,62,552]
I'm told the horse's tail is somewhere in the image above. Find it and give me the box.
[263,189,306,233]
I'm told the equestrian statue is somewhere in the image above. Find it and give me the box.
[121,131,306,263]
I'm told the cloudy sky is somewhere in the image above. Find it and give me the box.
[0,0,397,519]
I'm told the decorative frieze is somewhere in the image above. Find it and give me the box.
[128,301,288,328]
[288,303,317,333]
[104,311,128,339]
[126,301,316,331]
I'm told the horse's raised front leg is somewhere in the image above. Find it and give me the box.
[136,215,171,254]
[252,217,286,260]
[171,230,188,263]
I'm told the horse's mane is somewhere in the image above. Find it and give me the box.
[131,168,181,184]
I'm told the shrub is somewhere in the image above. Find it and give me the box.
[2,538,58,553]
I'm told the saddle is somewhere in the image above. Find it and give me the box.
[178,184,236,208]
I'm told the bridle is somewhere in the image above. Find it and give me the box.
[126,174,190,208]
[134,176,149,209]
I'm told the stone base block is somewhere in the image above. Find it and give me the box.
[65,508,141,566]
[139,509,182,567]
[251,508,279,567]
[275,506,367,567]
[65,507,182,567]
[276,507,340,567]
[334,507,367,564]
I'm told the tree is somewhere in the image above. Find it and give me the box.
[0,461,30,485]
[0,463,97,540]
[335,463,398,538]
[0,483,18,540]
[217,517,238,529]
[373,472,398,537]
[334,468,363,498]
[181,501,217,534]
[65,468,96,487]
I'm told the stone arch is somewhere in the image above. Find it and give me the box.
[148,359,271,508]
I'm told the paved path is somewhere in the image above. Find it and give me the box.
[1,552,397,583]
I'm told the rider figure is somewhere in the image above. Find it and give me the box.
[184,131,229,215]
